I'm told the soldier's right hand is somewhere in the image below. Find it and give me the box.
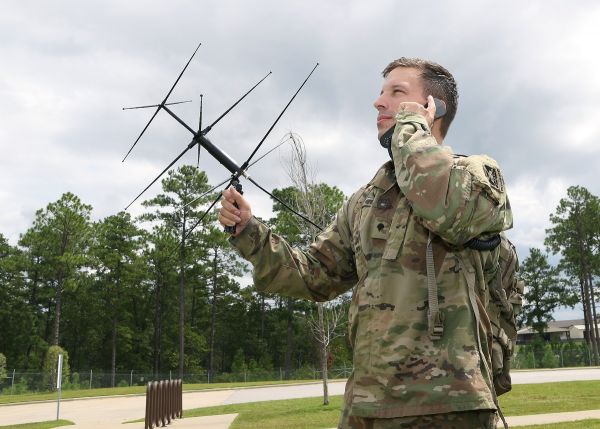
[219,187,252,236]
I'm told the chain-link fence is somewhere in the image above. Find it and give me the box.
[512,342,596,369]
[5,343,595,397]
[0,365,354,397]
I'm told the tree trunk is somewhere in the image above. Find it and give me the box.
[190,281,197,328]
[52,277,63,346]
[583,273,599,364]
[208,248,218,382]
[111,315,117,387]
[25,261,41,368]
[153,277,162,377]
[318,303,329,405]
[260,293,265,342]
[178,220,186,379]
[576,218,599,365]
[580,277,590,347]
[53,228,70,347]
[285,298,294,380]
[588,271,600,352]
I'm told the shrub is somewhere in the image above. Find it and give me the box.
[0,353,7,380]
[42,346,71,391]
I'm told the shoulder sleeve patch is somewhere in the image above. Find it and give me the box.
[454,154,506,205]
[484,164,505,192]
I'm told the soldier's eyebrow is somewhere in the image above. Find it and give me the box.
[380,83,410,95]
[391,83,409,91]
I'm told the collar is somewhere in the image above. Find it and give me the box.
[368,161,397,192]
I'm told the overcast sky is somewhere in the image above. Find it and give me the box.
[2,1,599,319]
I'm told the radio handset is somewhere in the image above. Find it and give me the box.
[379,98,446,149]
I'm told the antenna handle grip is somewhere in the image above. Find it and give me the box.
[224,180,243,234]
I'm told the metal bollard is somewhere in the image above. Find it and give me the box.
[144,379,182,429]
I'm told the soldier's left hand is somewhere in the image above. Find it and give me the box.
[397,95,436,128]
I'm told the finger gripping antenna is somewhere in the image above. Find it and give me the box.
[224,179,243,234]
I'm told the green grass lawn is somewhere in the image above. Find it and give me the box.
[178,380,600,429]
[184,395,343,429]
[0,379,320,405]
[0,420,74,429]
[501,380,600,415]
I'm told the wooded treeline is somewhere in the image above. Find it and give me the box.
[1,163,600,386]
[0,165,351,386]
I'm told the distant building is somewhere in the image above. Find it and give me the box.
[517,319,600,344]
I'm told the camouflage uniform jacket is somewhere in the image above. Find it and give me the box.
[231,111,513,418]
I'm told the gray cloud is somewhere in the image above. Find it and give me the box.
[2,0,599,275]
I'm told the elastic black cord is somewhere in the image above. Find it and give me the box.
[465,235,501,251]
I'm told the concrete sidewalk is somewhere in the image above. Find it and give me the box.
[502,409,600,427]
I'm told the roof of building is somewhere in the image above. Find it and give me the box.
[517,318,600,335]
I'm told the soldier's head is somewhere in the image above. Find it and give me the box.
[374,58,458,142]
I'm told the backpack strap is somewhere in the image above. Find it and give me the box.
[426,231,445,340]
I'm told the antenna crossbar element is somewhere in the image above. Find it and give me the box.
[123,45,322,247]
[124,70,271,209]
[122,42,202,162]
[122,100,192,111]
[183,63,321,239]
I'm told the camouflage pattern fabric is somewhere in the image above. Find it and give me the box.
[231,111,513,420]
[341,410,497,429]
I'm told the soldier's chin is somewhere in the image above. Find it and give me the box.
[377,122,393,139]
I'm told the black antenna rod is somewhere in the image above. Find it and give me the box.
[122,100,192,110]
[201,71,271,135]
[124,137,206,210]
[238,63,318,173]
[124,72,271,209]
[246,177,323,231]
[122,42,202,162]
[197,94,203,168]
[181,63,320,241]
[177,191,224,252]
[180,134,293,211]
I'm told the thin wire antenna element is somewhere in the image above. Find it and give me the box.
[125,72,271,209]
[240,63,318,171]
[122,100,192,110]
[124,138,199,210]
[247,177,323,231]
[181,63,320,241]
[180,134,293,212]
[122,42,202,162]
[201,71,271,135]
[177,190,224,251]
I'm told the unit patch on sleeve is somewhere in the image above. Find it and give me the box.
[484,164,505,192]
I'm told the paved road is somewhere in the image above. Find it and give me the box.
[1,368,599,427]
[511,367,600,384]
[0,390,232,427]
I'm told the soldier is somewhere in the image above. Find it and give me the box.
[219,58,513,429]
